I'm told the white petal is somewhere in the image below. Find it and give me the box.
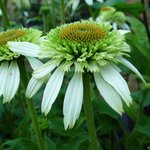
[33,60,56,79]
[110,63,121,72]
[94,72,123,115]
[100,65,132,106]
[25,77,44,98]
[63,73,83,130]
[118,30,130,35]
[7,42,40,57]
[3,61,20,103]
[118,57,146,84]
[0,62,9,96]
[26,57,43,70]
[122,23,130,30]
[85,0,93,5]
[96,0,103,2]
[112,22,117,30]
[72,0,80,10]
[41,68,65,115]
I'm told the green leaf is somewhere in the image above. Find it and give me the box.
[96,114,119,135]
[114,2,145,16]
[143,91,150,107]
[93,97,120,119]
[2,138,38,150]
[57,135,89,150]
[45,136,56,150]
[136,124,150,137]
[126,16,150,58]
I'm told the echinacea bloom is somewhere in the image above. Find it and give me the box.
[0,28,41,103]
[11,21,145,129]
[67,0,103,10]
[95,6,130,30]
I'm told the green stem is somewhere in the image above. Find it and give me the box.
[18,58,45,150]
[51,0,56,27]
[26,99,45,150]
[0,0,10,30]
[83,73,99,150]
[43,14,47,35]
[60,0,65,24]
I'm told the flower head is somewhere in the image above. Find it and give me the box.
[0,28,42,103]
[39,21,128,73]
[26,21,145,129]
[96,6,130,30]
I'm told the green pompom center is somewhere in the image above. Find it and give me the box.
[0,29,27,45]
[59,23,106,42]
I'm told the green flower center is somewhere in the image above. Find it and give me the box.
[59,23,106,42]
[101,6,116,12]
[0,29,26,45]
[44,21,129,72]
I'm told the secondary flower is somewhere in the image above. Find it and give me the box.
[0,28,41,103]
[10,21,145,129]
[95,6,130,30]
[67,0,103,10]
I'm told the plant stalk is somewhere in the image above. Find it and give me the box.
[51,0,56,27]
[0,0,10,30]
[83,73,99,150]
[60,0,65,24]
[18,58,45,150]
[43,14,47,35]
[141,0,150,44]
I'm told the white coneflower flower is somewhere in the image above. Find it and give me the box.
[67,0,103,10]
[0,28,41,103]
[10,21,146,129]
[95,6,130,30]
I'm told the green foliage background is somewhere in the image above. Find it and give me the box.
[0,0,150,149]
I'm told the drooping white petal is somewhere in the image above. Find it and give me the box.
[110,63,121,72]
[0,62,9,96]
[33,60,56,79]
[100,65,132,106]
[72,0,80,10]
[41,68,65,115]
[118,57,146,84]
[63,73,83,130]
[85,0,93,5]
[26,57,43,70]
[3,61,20,103]
[7,42,40,57]
[118,30,130,35]
[25,77,44,99]
[94,72,123,115]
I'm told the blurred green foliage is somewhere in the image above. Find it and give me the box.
[0,0,150,150]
